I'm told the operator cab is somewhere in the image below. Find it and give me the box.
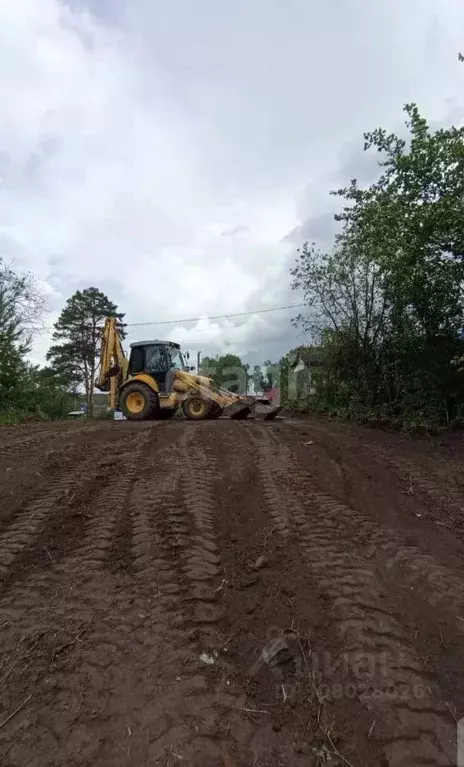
[128,340,189,392]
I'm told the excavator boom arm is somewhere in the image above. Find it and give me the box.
[95,317,128,409]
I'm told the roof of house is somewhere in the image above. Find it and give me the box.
[292,346,324,367]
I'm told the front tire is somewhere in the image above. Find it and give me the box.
[120,382,159,421]
[182,395,211,421]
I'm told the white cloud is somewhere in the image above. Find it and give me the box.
[1,0,464,364]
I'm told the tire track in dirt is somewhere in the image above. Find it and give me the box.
[0,436,138,764]
[385,454,464,532]
[205,423,352,765]
[283,432,464,632]
[310,488,464,631]
[133,448,191,611]
[178,425,223,637]
[304,421,464,532]
[131,468,183,596]
[3,419,461,766]
[0,428,63,452]
[75,428,154,571]
[253,423,457,767]
[277,422,464,630]
[49,423,245,767]
[0,453,105,580]
[0,423,103,457]
[0,431,147,670]
[121,424,243,766]
[38,577,179,766]
[0,424,188,766]
[248,426,290,537]
[0,428,139,538]
[128,423,191,594]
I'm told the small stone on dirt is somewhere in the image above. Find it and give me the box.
[240,575,258,588]
[261,636,293,667]
[254,555,267,570]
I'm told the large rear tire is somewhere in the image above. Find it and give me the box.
[120,382,159,421]
[182,395,211,421]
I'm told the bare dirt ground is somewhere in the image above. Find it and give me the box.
[0,416,463,767]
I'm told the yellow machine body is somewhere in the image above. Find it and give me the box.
[95,318,281,421]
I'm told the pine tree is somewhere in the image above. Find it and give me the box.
[47,287,125,417]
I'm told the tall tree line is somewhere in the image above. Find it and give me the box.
[290,99,464,429]
[0,265,125,423]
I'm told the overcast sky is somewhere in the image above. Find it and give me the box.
[2,0,464,365]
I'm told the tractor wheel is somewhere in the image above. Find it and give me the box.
[182,395,211,421]
[207,401,222,419]
[120,382,159,421]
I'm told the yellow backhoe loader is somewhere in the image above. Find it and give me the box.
[95,317,281,422]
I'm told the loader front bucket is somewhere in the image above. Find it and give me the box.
[223,396,282,420]
[230,407,252,419]
[223,398,255,419]
[253,402,283,420]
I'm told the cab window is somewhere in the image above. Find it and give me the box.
[129,347,145,375]
[146,345,169,373]
[170,349,185,370]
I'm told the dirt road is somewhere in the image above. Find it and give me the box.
[0,417,463,766]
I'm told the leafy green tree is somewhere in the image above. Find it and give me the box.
[214,354,248,393]
[292,243,387,346]
[199,353,249,393]
[0,260,43,413]
[47,287,125,418]
[291,101,464,428]
[36,364,78,393]
[252,360,280,393]
[199,355,217,379]
[292,242,389,410]
[252,364,265,393]
[0,260,80,423]
[14,365,74,421]
[35,368,75,418]
[333,104,464,336]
